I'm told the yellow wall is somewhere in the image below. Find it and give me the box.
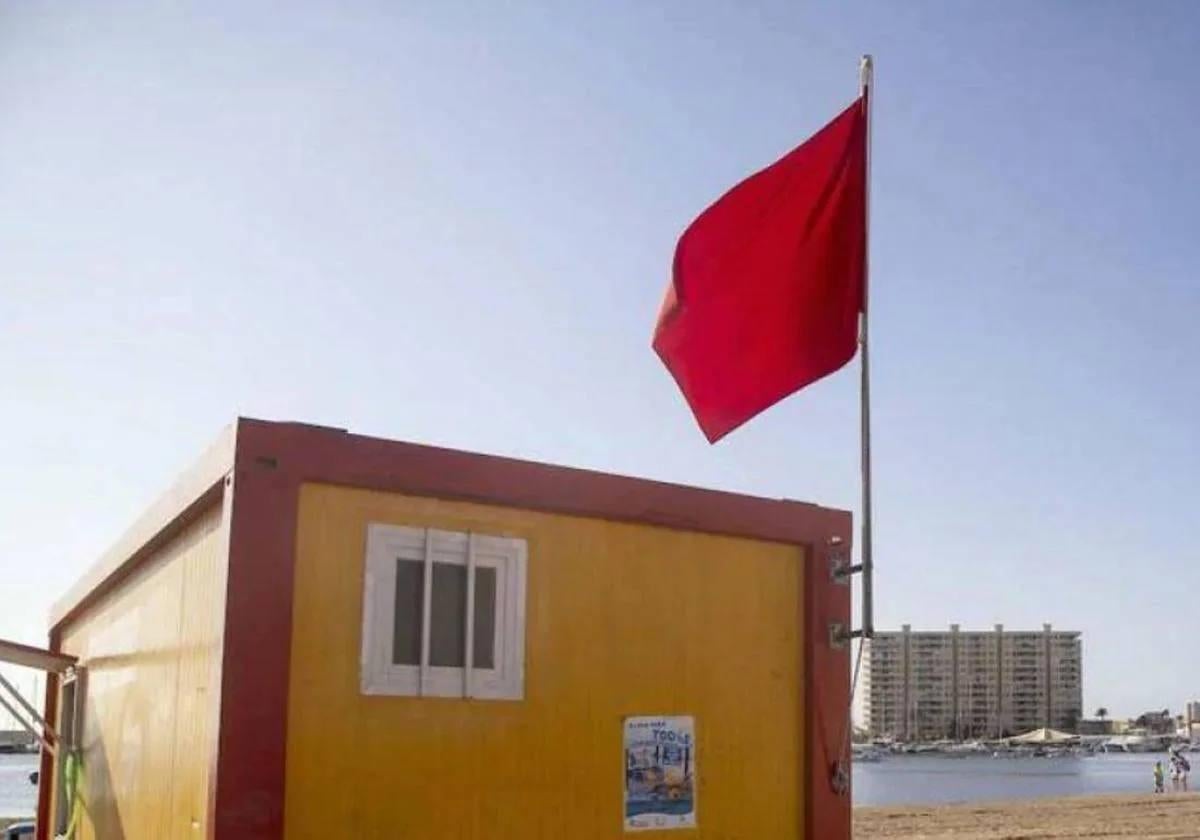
[53,503,227,840]
[287,484,807,839]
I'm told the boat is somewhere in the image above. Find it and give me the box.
[944,740,989,755]
[904,743,940,754]
[852,744,885,763]
[1102,734,1171,753]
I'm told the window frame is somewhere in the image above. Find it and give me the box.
[360,524,526,700]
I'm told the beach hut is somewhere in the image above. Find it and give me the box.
[27,418,853,839]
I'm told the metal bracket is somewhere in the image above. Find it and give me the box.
[830,760,851,796]
[830,556,863,586]
[828,535,861,586]
[827,537,871,640]
[830,622,869,648]
[829,552,848,584]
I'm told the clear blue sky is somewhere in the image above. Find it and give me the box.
[1,1,1197,720]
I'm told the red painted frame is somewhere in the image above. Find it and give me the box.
[805,538,853,839]
[44,418,853,839]
[33,631,60,839]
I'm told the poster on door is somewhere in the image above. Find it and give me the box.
[623,715,696,831]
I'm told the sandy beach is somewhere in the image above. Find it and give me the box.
[855,793,1200,838]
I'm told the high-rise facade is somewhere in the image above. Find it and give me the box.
[862,624,1082,740]
[1186,701,1200,735]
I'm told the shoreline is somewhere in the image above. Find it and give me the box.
[855,791,1200,838]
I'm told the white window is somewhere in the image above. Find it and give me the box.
[361,524,526,700]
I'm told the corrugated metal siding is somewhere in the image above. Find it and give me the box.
[285,483,806,839]
[52,502,227,839]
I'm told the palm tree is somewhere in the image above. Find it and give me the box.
[1096,707,1108,722]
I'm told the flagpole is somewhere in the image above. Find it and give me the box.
[859,54,875,640]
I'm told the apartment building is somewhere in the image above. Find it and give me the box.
[863,624,1082,740]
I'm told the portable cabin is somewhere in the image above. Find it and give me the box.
[31,418,852,839]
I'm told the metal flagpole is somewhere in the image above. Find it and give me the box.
[858,54,875,640]
[829,53,877,801]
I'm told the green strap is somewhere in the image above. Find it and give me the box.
[61,750,83,839]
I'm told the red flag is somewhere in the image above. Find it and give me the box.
[653,97,868,442]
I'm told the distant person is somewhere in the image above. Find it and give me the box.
[1176,752,1191,792]
[1153,760,1165,794]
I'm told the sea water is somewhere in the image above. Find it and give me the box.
[0,754,37,818]
[853,752,1173,807]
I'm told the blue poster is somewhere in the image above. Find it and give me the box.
[623,716,697,831]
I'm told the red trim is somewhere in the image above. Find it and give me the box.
[210,460,300,838]
[805,540,853,840]
[234,419,846,545]
[34,632,61,840]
